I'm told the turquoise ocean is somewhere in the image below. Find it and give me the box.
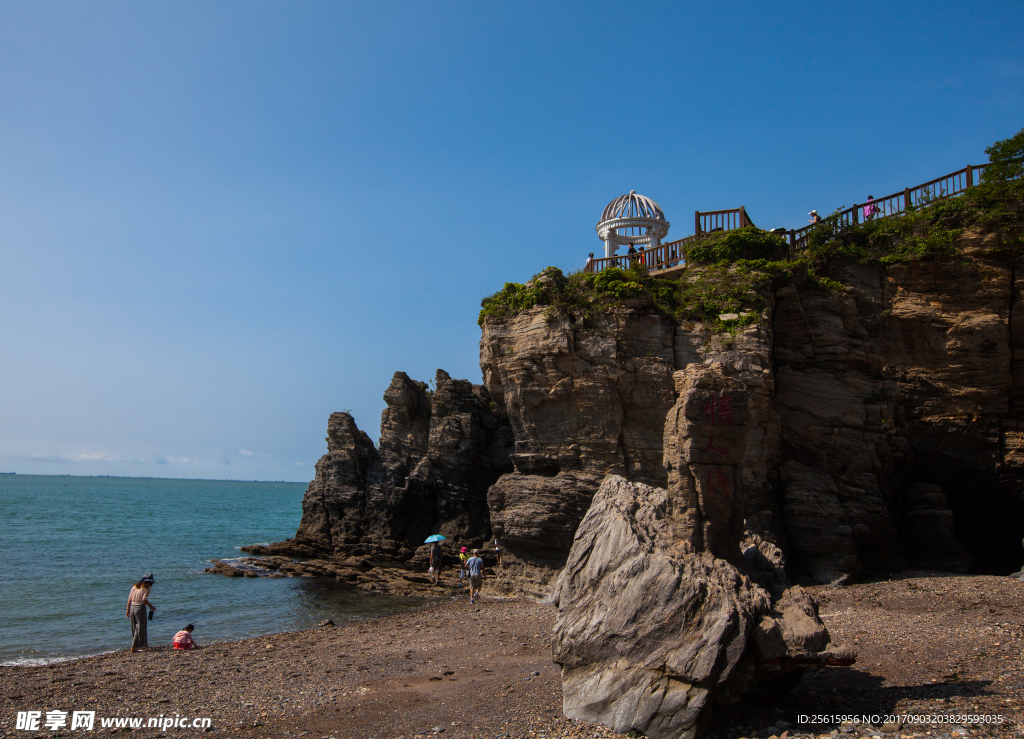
[0,475,429,665]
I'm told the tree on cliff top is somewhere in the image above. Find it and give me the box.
[983,126,1024,185]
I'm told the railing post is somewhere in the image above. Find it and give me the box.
[904,188,911,211]
[852,204,859,225]
[695,210,701,236]
[740,206,748,228]
[966,165,974,189]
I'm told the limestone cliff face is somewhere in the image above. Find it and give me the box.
[265,369,513,559]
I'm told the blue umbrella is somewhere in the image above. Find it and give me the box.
[424,535,446,543]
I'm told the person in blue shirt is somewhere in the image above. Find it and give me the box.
[466,550,485,604]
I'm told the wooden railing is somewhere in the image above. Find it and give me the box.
[697,206,755,235]
[787,162,989,251]
[583,162,992,274]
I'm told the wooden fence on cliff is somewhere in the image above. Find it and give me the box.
[583,162,992,275]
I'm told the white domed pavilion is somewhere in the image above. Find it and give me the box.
[595,190,670,258]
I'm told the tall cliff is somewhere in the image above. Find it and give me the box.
[478,228,1024,578]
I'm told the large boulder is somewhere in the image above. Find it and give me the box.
[552,476,852,739]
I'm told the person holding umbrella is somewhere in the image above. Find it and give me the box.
[425,535,446,585]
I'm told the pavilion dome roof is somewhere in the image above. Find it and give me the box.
[600,190,665,223]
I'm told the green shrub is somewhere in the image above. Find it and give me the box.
[686,227,787,264]
[801,170,1021,268]
[479,259,794,337]
[811,275,846,292]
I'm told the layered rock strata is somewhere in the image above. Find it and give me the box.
[773,242,1024,577]
[478,298,775,565]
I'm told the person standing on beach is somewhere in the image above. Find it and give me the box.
[429,541,443,585]
[466,550,485,604]
[126,573,156,653]
[492,536,501,566]
[458,546,470,586]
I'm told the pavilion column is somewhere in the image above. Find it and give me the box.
[604,238,616,259]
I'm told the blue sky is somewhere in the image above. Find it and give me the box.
[1,1,1021,481]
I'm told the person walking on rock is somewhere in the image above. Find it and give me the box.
[126,573,156,653]
[466,549,485,604]
[429,541,443,585]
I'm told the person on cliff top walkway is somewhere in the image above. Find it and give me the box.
[467,550,485,604]
[864,195,878,221]
[429,541,443,585]
[458,546,470,586]
[126,573,156,654]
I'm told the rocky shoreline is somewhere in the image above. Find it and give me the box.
[2,573,1022,739]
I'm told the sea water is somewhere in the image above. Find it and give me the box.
[0,475,429,665]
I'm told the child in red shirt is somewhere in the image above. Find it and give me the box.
[172,624,198,649]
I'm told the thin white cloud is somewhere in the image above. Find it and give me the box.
[239,449,254,456]
[25,452,147,464]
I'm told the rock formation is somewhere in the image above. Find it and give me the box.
[773,245,1024,577]
[478,232,1024,577]
[205,554,448,597]
[551,476,852,739]
[253,227,1024,580]
[478,301,688,565]
[250,369,513,559]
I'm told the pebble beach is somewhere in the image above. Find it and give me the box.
[2,573,1022,739]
